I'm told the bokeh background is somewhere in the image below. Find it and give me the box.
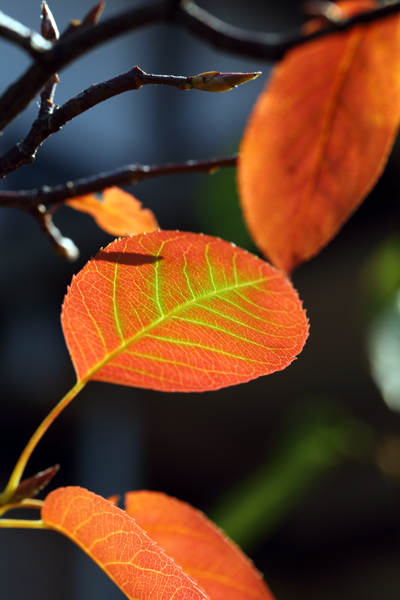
[1,1,400,599]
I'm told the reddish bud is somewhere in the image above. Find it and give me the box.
[41,1,59,41]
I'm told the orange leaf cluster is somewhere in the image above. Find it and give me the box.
[238,0,400,272]
[42,487,275,600]
[66,186,158,237]
[42,487,208,600]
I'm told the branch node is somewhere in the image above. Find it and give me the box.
[33,204,80,261]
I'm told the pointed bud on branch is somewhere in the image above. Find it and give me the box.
[181,70,261,92]
[5,465,59,504]
[41,1,59,41]
[82,1,106,27]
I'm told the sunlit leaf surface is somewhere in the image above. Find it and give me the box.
[62,231,308,392]
[42,487,208,600]
[125,491,275,600]
[65,186,158,237]
[238,0,400,273]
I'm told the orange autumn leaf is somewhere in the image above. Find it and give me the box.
[238,0,400,273]
[65,186,158,237]
[61,231,308,393]
[42,487,209,600]
[125,491,275,600]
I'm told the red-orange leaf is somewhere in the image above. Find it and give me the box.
[125,491,275,600]
[42,487,208,600]
[238,0,400,273]
[65,187,158,237]
[61,231,308,392]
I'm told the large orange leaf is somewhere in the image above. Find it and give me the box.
[238,0,400,273]
[61,231,308,392]
[125,491,275,600]
[42,487,208,600]
[65,186,158,237]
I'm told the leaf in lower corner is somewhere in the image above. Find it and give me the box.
[42,487,208,600]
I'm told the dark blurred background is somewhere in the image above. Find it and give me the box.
[1,1,400,599]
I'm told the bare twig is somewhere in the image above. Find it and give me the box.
[0,68,254,178]
[0,155,237,209]
[38,2,60,119]
[1,0,400,133]
[0,0,173,133]
[0,10,51,56]
[172,0,400,60]
[31,204,79,260]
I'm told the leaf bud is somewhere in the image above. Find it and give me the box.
[41,1,59,41]
[185,71,261,92]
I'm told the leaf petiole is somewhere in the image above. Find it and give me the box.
[0,379,87,505]
[0,498,43,519]
[0,519,48,529]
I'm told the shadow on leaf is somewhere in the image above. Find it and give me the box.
[96,251,163,266]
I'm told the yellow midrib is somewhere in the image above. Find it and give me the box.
[78,272,276,385]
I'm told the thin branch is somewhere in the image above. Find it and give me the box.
[173,0,400,60]
[2,0,400,133]
[31,205,79,261]
[0,155,238,209]
[0,0,174,133]
[0,10,51,56]
[38,2,60,120]
[0,68,254,178]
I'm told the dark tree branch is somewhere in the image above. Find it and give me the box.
[0,10,51,56]
[172,0,400,60]
[0,0,174,133]
[1,0,400,132]
[38,2,60,120]
[0,68,254,178]
[0,155,237,209]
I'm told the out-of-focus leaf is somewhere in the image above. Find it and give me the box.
[238,0,400,273]
[361,234,400,317]
[125,491,275,600]
[197,164,257,253]
[362,235,400,411]
[376,435,400,478]
[65,187,158,237]
[209,400,372,550]
[42,487,209,600]
[62,231,308,393]
[367,291,400,412]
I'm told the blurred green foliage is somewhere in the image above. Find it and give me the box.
[195,160,257,252]
[362,234,400,412]
[210,398,372,551]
